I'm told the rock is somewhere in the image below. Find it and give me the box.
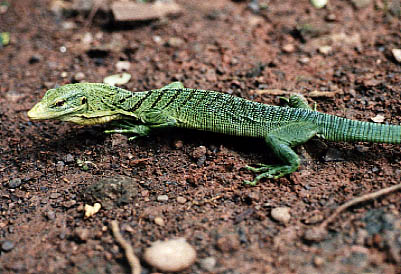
[392,49,401,63]
[45,210,56,220]
[310,0,328,9]
[174,140,184,149]
[103,72,131,86]
[200,256,217,272]
[318,45,332,55]
[371,114,385,123]
[73,72,85,82]
[56,161,65,172]
[144,238,196,272]
[74,227,90,242]
[166,37,184,48]
[111,1,182,22]
[271,207,291,224]
[282,43,295,53]
[157,195,169,202]
[154,216,165,226]
[216,234,240,253]
[65,154,74,163]
[84,203,101,218]
[115,61,131,72]
[351,0,371,8]
[83,176,138,210]
[1,240,15,252]
[176,196,187,204]
[192,146,207,166]
[8,178,22,188]
[323,148,344,162]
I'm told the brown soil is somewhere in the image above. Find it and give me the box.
[1,0,400,273]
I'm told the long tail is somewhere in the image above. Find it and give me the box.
[315,112,401,144]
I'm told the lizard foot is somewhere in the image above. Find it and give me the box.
[244,164,295,186]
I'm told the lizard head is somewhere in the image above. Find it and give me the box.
[28,83,128,125]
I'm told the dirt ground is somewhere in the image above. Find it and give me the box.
[1,0,401,273]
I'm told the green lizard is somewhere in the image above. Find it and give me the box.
[27,82,401,185]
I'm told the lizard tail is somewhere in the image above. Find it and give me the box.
[315,113,401,144]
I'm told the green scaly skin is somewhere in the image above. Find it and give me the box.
[28,82,401,185]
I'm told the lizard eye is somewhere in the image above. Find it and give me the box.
[54,100,65,107]
[81,97,87,105]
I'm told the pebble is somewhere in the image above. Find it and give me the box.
[318,45,332,55]
[176,196,187,204]
[45,210,56,220]
[115,61,131,72]
[1,240,15,252]
[216,234,240,253]
[74,228,90,242]
[391,48,401,63]
[154,216,165,226]
[174,140,184,149]
[310,0,327,9]
[65,154,74,163]
[271,207,291,224]
[157,195,169,202]
[192,146,207,159]
[56,161,65,172]
[282,43,295,53]
[167,37,184,48]
[200,256,217,272]
[73,72,85,82]
[144,238,196,272]
[8,178,22,188]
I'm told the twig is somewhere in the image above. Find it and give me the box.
[320,183,401,229]
[110,220,141,274]
[304,183,401,242]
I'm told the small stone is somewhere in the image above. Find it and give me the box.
[176,196,187,204]
[60,71,68,78]
[103,72,131,86]
[166,37,184,48]
[65,154,74,163]
[115,61,131,72]
[216,234,240,253]
[391,49,401,63]
[29,55,42,64]
[174,140,184,149]
[1,240,15,252]
[313,256,324,266]
[303,227,328,242]
[323,148,344,162]
[282,43,295,53]
[351,0,371,8]
[56,161,65,172]
[299,57,310,64]
[157,195,169,202]
[73,72,85,82]
[61,21,77,30]
[74,227,90,242]
[318,45,332,55]
[50,192,61,199]
[144,238,196,272]
[271,207,291,224]
[84,203,101,218]
[192,146,207,159]
[200,257,217,272]
[154,216,165,226]
[310,0,327,9]
[45,210,56,220]
[63,200,77,208]
[371,114,385,123]
[8,178,22,188]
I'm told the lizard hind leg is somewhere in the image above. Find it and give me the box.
[281,94,317,111]
[244,122,318,186]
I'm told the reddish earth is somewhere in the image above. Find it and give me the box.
[0,0,400,273]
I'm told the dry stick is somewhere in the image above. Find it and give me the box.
[320,183,401,229]
[110,220,141,274]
